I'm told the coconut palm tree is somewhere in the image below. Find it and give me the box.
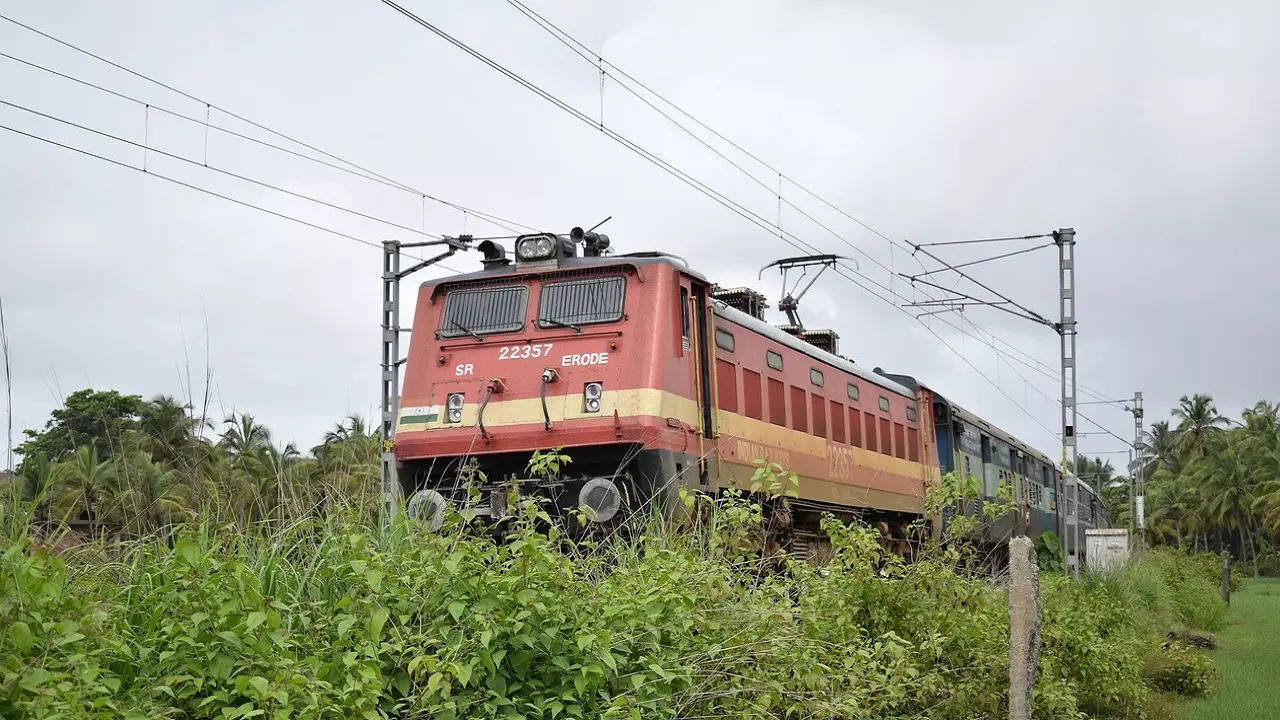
[109,451,193,537]
[1189,435,1260,568]
[1141,420,1181,477]
[1172,394,1228,459]
[138,395,201,465]
[49,445,114,537]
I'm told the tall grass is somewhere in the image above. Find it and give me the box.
[0,488,1231,719]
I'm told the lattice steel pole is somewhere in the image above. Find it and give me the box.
[1054,228,1079,579]
[1132,391,1144,556]
[380,240,403,527]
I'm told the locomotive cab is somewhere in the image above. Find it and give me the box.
[393,232,718,531]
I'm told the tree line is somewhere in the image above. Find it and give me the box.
[3,388,380,538]
[5,388,1279,574]
[1083,393,1280,573]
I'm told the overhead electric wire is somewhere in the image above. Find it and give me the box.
[0,15,536,235]
[2,123,384,250]
[0,122,468,275]
[1,97,453,243]
[381,0,1125,445]
[500,0,1131,412]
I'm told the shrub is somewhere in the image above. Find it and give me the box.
[1143,644,1217,696]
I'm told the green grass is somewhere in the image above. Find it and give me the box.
[1182,577,1280,720]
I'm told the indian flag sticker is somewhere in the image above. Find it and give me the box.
[399,405,439,425]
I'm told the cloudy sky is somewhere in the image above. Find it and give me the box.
[2,0,1277,467]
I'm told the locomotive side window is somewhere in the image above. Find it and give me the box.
[906,406,918,422]
[847,383,859,401]
[809,368,824,387]
[715,359,738,413]
[766,349,783,370]
[714,328,736,352]
[743,369,763,420]
[810,394,826,439]
[539,276,625,328]
[439,285,528,338]
[790,386,808,433]
[878,396,890,413]
[829,400,845,443]
[679,286,690,351]
[767,378,786,426]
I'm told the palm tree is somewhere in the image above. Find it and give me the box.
[1171,394,1228,460]
[49,445,113,537]
[218,413,272,460]
[138,395,200,465]
[1142,421,1181,477]
[1189,436,1259,568]
[109,451,193,537]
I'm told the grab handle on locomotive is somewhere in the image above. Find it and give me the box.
[539,368,558,430]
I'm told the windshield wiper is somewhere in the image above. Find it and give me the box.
[542,318,582,333]
[450,319,484,341]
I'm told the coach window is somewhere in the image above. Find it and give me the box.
[766,350,783,371]
[878,396,890,413]
[864,413,878,453]
[714,328,735,352]
[847,383,860,402]
[906,406,917,422]
[809,368,824,387]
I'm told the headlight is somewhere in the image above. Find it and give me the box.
[583,382,603,413]
[446,393,464,423]
[515,234,556,261]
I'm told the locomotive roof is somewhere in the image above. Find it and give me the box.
[712,302,916,399]
[418,252,707,290]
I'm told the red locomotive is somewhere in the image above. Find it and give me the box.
[393,229,1105,555]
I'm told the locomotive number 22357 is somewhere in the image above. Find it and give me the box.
[498,344,553,360]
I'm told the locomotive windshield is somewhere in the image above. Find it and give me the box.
[538,275,626,329]
[439,285,527,338]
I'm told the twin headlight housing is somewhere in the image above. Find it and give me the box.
[446,392,464,423]
[515,234,557,262]
[583,382,603,413]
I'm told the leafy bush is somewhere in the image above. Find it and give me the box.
[0,490,1229,719]
[1147,549,1229,631]
[1143,644,1218,696]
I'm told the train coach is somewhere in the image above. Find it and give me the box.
[392,229,1106,558]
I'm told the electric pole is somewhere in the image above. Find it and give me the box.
[1127,391,1144,556]
[380,236,472,530]
[1054,228,1079,579]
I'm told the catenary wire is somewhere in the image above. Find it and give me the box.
[0,17,536,235]
[501,0,1130,410]
[0,122,465,273]
[381,0,1126,445]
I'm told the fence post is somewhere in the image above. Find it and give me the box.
[1009,536,1041,720]
[1221,549,1231,605]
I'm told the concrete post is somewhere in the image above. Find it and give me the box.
[1009,536,1041,720]
[1221,550,1231,605]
